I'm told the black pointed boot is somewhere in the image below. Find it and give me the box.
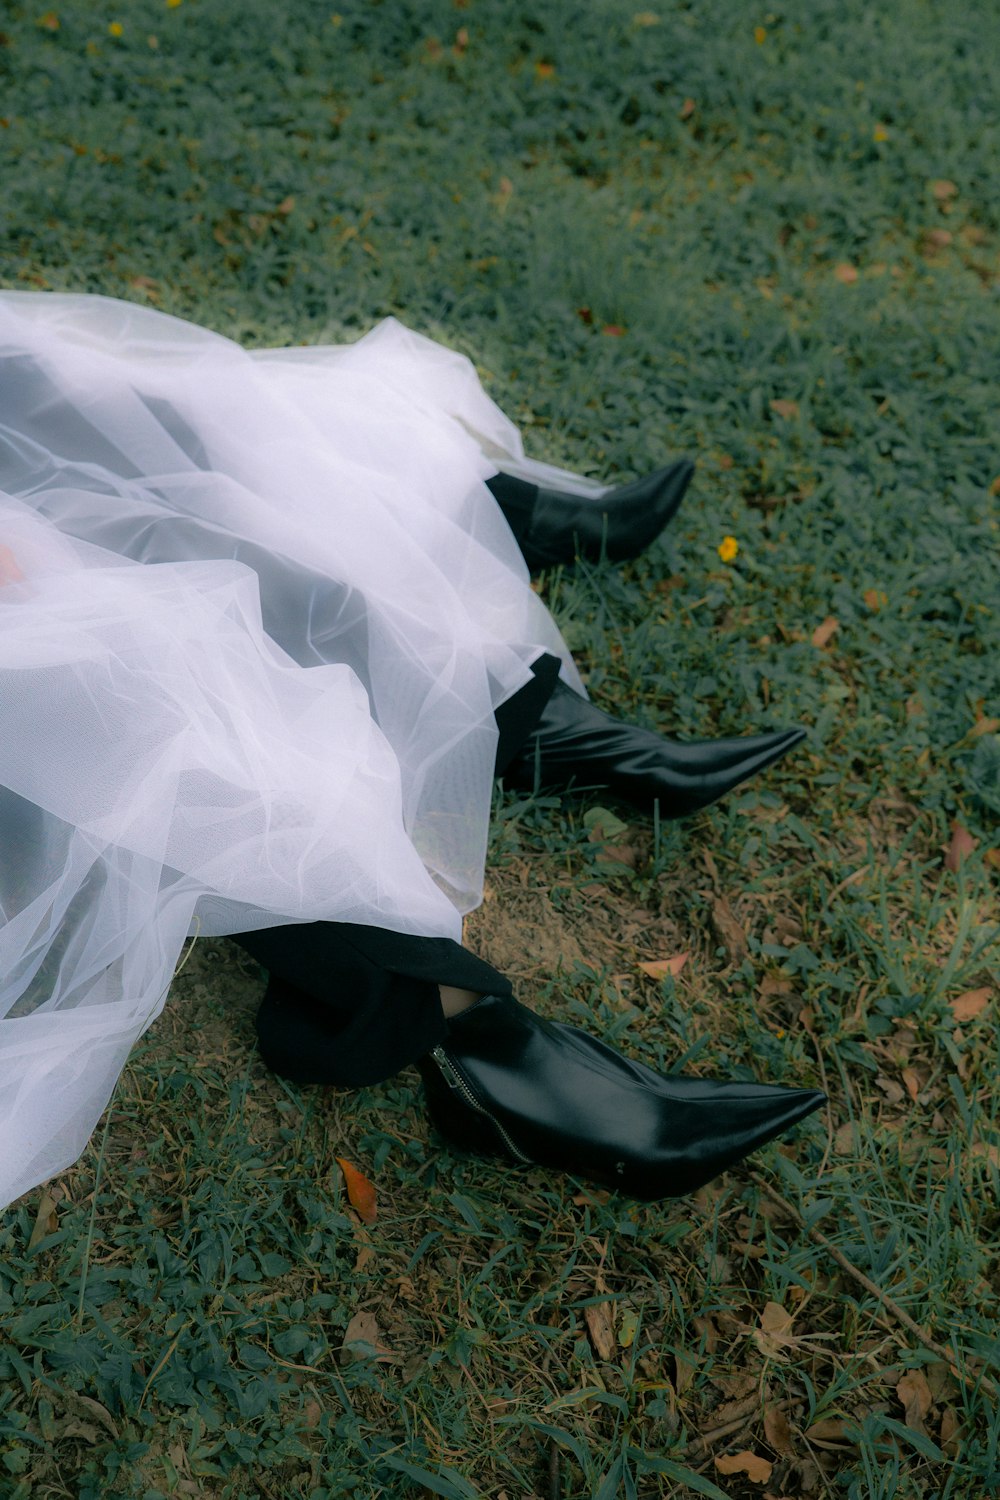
[419,994,824,1200]
[505,679,805,817]
[487,458,694,570]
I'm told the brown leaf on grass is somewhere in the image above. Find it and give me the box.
[712,896,749,962]
[673,1348,698,1394]
[944,820,977,872]
[811,615,839,648]
[692,1314,720,1353]
[128,275,162,303]
[638,953,689,981]
[834,263,858,284]
[764,1404,795,1455]
[28,1188,59,1251]
[715,1450,774,1483]
[584,1302,616,1361]
[354,1240,376,1273]
[754,1302,795,1359]
[901,1067,921,1102]
[949,986,991,1021]
[341,1308,390,1364]
[759,973,795,999]
[769,398,800,420]
[336,1157,377,1224]
[896,1371,933,1434]
[679,96,696,118]
[863,588,887,612]
[804,1416,852,1443]
[596,841,638,869]
[931,178,958,200]
[969,715,1000,738]
[940,1406,961,1455]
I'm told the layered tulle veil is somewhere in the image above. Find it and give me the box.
[0,292,600,1207]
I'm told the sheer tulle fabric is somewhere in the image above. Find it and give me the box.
[0,292,601,1207]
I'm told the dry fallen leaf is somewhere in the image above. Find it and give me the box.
[896,1371,933,1434]
[584,1302,616,1361]
[754,1301,796,1359]
[715,1450,774,1483]
[673,1349,697,1394]
[769,398,800,420]
[804,1416,852,1443]
[811,615,839,648]
[341,1308,388,1364]
[712,896,749,963]
[931,178,958,200]
[901,1067,921,1102]
[336,1157,377,1224]
[834,263,859,284]
[940,1406,961,1455]
[944,820,977,872]
[638,953,689,981]
[28,1188,59,1252]
[949,986,991,1022]
[764,1404,795,1455]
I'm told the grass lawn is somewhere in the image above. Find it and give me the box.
[1,1,998,1496]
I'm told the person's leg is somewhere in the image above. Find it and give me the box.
[231,921,505,1087]
[232,920,824,1201]
[486,459,694,570]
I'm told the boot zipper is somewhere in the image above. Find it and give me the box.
[429,1046,533,1164]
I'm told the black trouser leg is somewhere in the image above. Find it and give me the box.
[485,471,536,541]
[232,653,562,1087]
[231,923,511,1087]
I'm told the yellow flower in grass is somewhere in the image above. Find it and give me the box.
[108,19,123,35]
[718,535,739,564]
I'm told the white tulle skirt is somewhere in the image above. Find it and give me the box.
[0,292,605,1207]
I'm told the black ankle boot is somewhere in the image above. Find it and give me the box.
[487,459,694,570]
[419,994,824,1200]
[505,680,805,817]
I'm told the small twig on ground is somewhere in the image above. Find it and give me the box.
[690,1394,795,1452]
[547,1437,560,1500]
[751,1173,999,1401]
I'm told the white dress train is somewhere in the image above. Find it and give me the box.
[0,292,605,1208]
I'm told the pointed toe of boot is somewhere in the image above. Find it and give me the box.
[669,725,806,815]
[506,681,806,818]
[418,994,826,1201]
[520,456,694,568]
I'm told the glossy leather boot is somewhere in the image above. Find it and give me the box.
[419,994,825,1199]
[505,679,805,817]
[487,458,694,569]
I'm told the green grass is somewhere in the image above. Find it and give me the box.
[1,1,999,1496]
